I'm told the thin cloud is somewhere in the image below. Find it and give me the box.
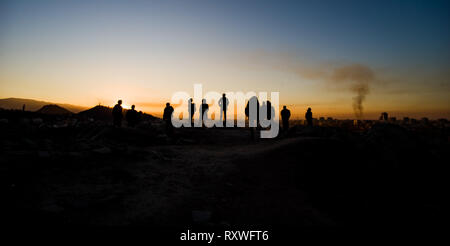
[243,51,378,118]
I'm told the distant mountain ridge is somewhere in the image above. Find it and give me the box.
[77,105,157,121]
[36,104,73,115]
[0,98,158,122]
[77,105,113,121]
[0,98,88,113]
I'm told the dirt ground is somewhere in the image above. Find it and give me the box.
[1,122,448,230]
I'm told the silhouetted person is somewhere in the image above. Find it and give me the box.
[112,100,123,127]
[200,99,209,127]
[305,107,313,126]
[281,105,291,131]
[22,104,25,112]
[126,105,138,127]
[245,96,260,125]
[163,102,174,136]
[188,98,196,126]
[245,96,260,139]
[261,101,267,118]
[218,93,229,125]
[260,101,275,123]
[266,101,272,120]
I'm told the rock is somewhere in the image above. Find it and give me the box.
[38,151,51,158]
[179,138,195,144]
[71,199,90,209]
[19,118,31,126]
[41,201,64,213]
[52,123,69,128]
[22,138,37,148]
[32,118,44,125]
[68,151,83,158]
[42,138,53,148]
[93,146,112,154]
[77,142,90,150]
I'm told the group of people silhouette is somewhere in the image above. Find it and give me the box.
[112,95,314,136]
[112,100,139,128]
[186,94,227,126]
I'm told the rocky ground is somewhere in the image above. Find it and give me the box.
[0,116,448,230]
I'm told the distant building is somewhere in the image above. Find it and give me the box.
[353,119,362,126]
[403,117,410,124]
[379,112,388,121]
[438,118,448,127]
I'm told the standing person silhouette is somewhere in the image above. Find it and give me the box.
[200,99,209,127]
[266,101,272,120]
[126,105,138,127]
[261,101,267,119]
[245,96,260,139]
[305,107,313,126]
[281,106,291,132]
[112,100,123,127]
[218,93,229,126]
[260,101,275,123]
[188,98,196,126]
[163,102,174,136]
[245,96,260,126]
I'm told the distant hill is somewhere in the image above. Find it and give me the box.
[36,104,73,115]
[0,98,87,113]
[77,105,157,122]
[77,105,113,121]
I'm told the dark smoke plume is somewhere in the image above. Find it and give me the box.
[331,64,374,118]
[351,83,369,118]
[251,53,377,118]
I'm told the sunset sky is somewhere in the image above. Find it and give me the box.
[1,0,449,119]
